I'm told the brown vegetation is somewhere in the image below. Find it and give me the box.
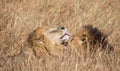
[0,0,120,71]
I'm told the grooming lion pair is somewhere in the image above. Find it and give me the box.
[28,25,114,62]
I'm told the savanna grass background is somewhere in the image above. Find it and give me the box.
[0,0,120,71]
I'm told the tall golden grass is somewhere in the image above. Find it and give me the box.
[0,0,120,71]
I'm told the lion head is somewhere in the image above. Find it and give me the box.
[28,25,70,62]
[71,25,114,53]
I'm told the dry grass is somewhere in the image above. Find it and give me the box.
[0,0,120,71]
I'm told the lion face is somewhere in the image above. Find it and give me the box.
[73,26,94,49]
[45,25,70,46]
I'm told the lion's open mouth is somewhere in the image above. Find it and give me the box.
[60,32,70,46]
[60,32,70,40]
[60,33,70,39]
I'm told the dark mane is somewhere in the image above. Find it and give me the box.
[82,25,114,52]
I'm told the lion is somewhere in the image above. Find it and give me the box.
[28,25,70,62]
[69,25,114,53]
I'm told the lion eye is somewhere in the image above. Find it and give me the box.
[80,38,85,41]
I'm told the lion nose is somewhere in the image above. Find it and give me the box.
[61,26,65,30]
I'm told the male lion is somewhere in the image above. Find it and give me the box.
[28,25,70,62]
[70,25,114,53]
